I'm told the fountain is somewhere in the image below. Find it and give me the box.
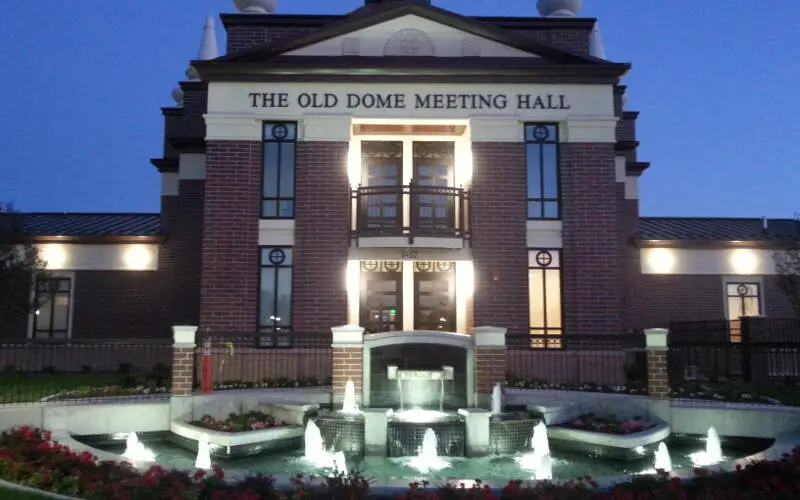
[303,420,350,474]
[195,433,212,469]
[407,428,450,473]
[332,451,349,476]
[690,426,724,466]
[341,379,360,414]
[516,421,553,480]
[490,383,503,416]
[123,432,156,462]
[654,442,672,472]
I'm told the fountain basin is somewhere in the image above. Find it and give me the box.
[547,418,671,460]
[314,411,366,456]
[526,401,579,426]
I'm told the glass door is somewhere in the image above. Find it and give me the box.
[360,261,403,333]
[360,141,403,235]
[412,142,456,236]
[413,261,456,331]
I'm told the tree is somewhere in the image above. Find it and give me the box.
[0,203,49,323]
[773,216,800,317]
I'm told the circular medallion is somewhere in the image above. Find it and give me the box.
[272,124,289,140]
[268,248,286,265]
[532,125,550,141]
[535,250,553,267]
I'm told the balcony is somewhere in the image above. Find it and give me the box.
[351,182,470,248]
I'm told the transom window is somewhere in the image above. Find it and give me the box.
[529,249,563,348]
[33,277,72,339]
[261,122,296,219]
[525,124,560,220]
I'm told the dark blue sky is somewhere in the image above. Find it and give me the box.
[1,1,798,217]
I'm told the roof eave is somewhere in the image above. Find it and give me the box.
[636,239,795,250]
[21,235,166,245]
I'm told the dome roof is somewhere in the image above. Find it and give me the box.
[233,0,277,14]
[536,0,582,17]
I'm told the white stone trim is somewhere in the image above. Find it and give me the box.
[178,153,207,180]
[331,324,365,347]
[170,419,304,448]
[526,220,562,248]
[36,244,159,271]
[354,236,467,249]
[563,117,618,143]
[457,408,491,457]
[641,248,781,275]
[347,246,473,261]
[301,115,351,142]
[473,326,507,348]
[173,325,198,347]
[469,117,522,142]
[161,172,179,196]
[27,271,76,340]
[547,420,670,449]
[644,328,668,351]
[258,220,295,246]
[204,114,262,141]
[615,155,639,200]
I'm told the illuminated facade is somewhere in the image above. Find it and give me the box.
[2,0,798,343]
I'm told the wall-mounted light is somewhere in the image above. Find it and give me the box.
[124,245,152,270]
[730,249,758,275]
[41,245,67,269]
[456,261,474,298]
[646,248,676,274]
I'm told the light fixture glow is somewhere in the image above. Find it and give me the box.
[346,260,360,324]
[41,245,67,269]
[730,249,758,275]
[124,245,152,270]
[455,261,474,298]
[647,248,675,274]
[347,140,362,188]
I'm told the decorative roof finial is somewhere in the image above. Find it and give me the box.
[233,0,278,14]
[589,22,606,59]
[198,15,219,61]
[536,0,582,17]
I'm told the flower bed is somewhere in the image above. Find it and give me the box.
[669,383,779,405]
[43,385,170,401]
[1,426,800,499]
[559,413,658,435]
[190,411,288,433]
[212,377,332,391]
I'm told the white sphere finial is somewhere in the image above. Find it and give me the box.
[537,0,582,17]
[171,86,184,106]
[233,0,277,14]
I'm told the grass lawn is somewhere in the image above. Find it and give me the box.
[0,486,54,499]
[0,373,128,404]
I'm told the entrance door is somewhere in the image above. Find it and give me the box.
[413,261,456,331]
[360,261,403,333]
[360,141,403,234]
[412,142,456,236]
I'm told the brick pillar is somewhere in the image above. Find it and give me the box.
[645,328,669,399]
[331,325,365,405]
[473,326,507,406]
[171,325,198,396]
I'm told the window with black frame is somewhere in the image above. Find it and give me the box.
[359,141,403,235]
[261,122,296,218]
[359,260,403,333]
[412,142,456,236]
[413,261,456,331]
[725,282,762,343]
[33,277,72,339]
[525,124,560,220]
[259,247,293,346]
[529,249,563,348]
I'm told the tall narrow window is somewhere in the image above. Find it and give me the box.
[261,122,297,218]
[360,261,403,333]
[525,124,560,219]
[529,249,563,348]
[259,247,293,342]
[413,261,456,331]
[33,277,72,339]
[725,281,762,343]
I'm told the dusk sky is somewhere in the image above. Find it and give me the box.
[1,0,798,218]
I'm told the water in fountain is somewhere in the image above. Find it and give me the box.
[195,433,212,469]
[690,426,724,466]
[123,432,156,462]
[332,451,349,476]
[654,442,672,472]
[407,428,450,473]
[303,420,348,472]
[491,383,503,416]
[515,421,553,480]
[341,379,359,414]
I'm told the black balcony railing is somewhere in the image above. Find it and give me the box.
[351,183,470,243]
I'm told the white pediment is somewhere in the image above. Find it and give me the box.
[286,15,539,58]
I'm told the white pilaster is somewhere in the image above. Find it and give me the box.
[331,325,365,347]
[161,172,179,196]
[363,408,391,456]
[457,408,492,457]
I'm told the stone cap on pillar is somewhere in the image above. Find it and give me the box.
[645,328,668,351]
[473,326,507,348]
[331,324,365,348]
[173,325,198,348]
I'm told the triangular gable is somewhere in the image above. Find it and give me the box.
[212,2,606,65]
[287,14,538,58]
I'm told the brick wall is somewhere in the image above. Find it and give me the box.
[226,25,319,55]
[332,347,362,397]
[470,142,528,336]
[560,142,623,336]
[200,141,261,331]
[516,27,591,54]
[159,180,205,327]
[293,141,350,335]
[475,347,505,395]
[71,271,168,338]
[636,274,797,328]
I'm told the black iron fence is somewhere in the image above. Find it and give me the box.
[351,183,470,242]
[194,333,332,390]
[668,318,800,386]
[0,339,172,404]
[505,333,647,389]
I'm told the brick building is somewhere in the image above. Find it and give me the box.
[3,0,798,347]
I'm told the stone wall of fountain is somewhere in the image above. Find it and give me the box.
[387,416,466,457]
